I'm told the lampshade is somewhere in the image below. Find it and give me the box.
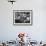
[8,0,16,4]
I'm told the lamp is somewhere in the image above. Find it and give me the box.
[8,0,16,4]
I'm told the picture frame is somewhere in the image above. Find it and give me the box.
[13,10,33,26]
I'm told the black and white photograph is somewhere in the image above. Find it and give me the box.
[13,10,32,25]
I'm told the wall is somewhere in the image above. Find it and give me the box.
[0,0,46,42]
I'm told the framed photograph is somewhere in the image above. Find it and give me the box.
[13,10,33,25]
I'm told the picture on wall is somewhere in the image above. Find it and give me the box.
[13,10,32,25]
